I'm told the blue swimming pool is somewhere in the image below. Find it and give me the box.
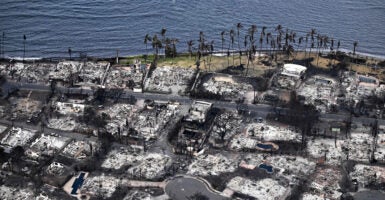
[259,164,273,173]
[257,143,273,150]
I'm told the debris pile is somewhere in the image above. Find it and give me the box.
[226,177,288,199]
[145,66,195,94]
[187,154,238,176]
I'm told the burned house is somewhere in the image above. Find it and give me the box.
[175,101,213,154]
[273,64,307,90]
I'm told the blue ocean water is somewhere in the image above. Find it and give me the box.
[0,0,384,58]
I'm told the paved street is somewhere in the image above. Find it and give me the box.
[4,80,385,123]
[165,176,227,200]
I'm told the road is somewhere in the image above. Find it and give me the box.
[165,176,228,200]
[3,80,384,126]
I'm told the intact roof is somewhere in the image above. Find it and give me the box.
[283,64,307,73]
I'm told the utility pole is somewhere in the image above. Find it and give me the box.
[1,32,4,58]
[23,34,26,62]
[116,49,119,64]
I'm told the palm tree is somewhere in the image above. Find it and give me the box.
[236,23,243,65]
[144,34,152,53]
[152,34,162,59]
[284,44,294,60]
[275,24,283,33]
[294,36,303,60]
[229,29,235,66]
[309,29,317,54]
[164,37,171,57]
[332,40,340,67]
[161,28,167,57]
[221,31,226,54]
[0,32,3,58]
[68,47,72,60]
[266,32,271,48]
[198,31,205,52]
[270,38,276,61]
[249,24,257,43]
[308,29,317,66]
[207,40,214,71]
[353,41,358,55]
[187,40,194,60]
[170,38,179,61]
[259,26,266,57]
[353,41,358,65]
[23,34,26,62]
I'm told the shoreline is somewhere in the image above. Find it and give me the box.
[1,49,384,63]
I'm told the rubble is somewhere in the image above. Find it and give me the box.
[81,174,119,198]
[123,190,152,200]
[301,193,325,200]
[268,156,316,176]
[3,62,53,83]
[226,176,288,200]
[54,101,86,116]
[297,75,338,112]
[374,125,385,162]
[350,164,385,188]
[25,133,70,160]
[47,116,78,131]
[306,167,343,199]
[105,66,144,89]
[246,122,302,142]
[61,140,100,160]
[209,111,243,147]
[103,103,137,136]
[187,154,238,176]
[229,135,261,150]
[78,61,110,86]
[184,101,212,123]
[129,102,180,140]
[145,66,195,94]
[0,185,35,200]
[240,154,315,176]
[9,95,43,120]
[342,133,373,162]
[307,138,346,165]
[45,162,66,176]
[341,72,384,104]
[101,145,143,170]
[0,127,37,153]
[202,74,253,99]
[49,61,81,82]
[127,153,172,179]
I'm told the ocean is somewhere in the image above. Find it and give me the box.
[0,0,384,58]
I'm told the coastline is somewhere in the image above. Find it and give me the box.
[1,49,384,63]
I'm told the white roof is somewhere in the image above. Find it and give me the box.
[282,64,307,78]
[283,64,307,73]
